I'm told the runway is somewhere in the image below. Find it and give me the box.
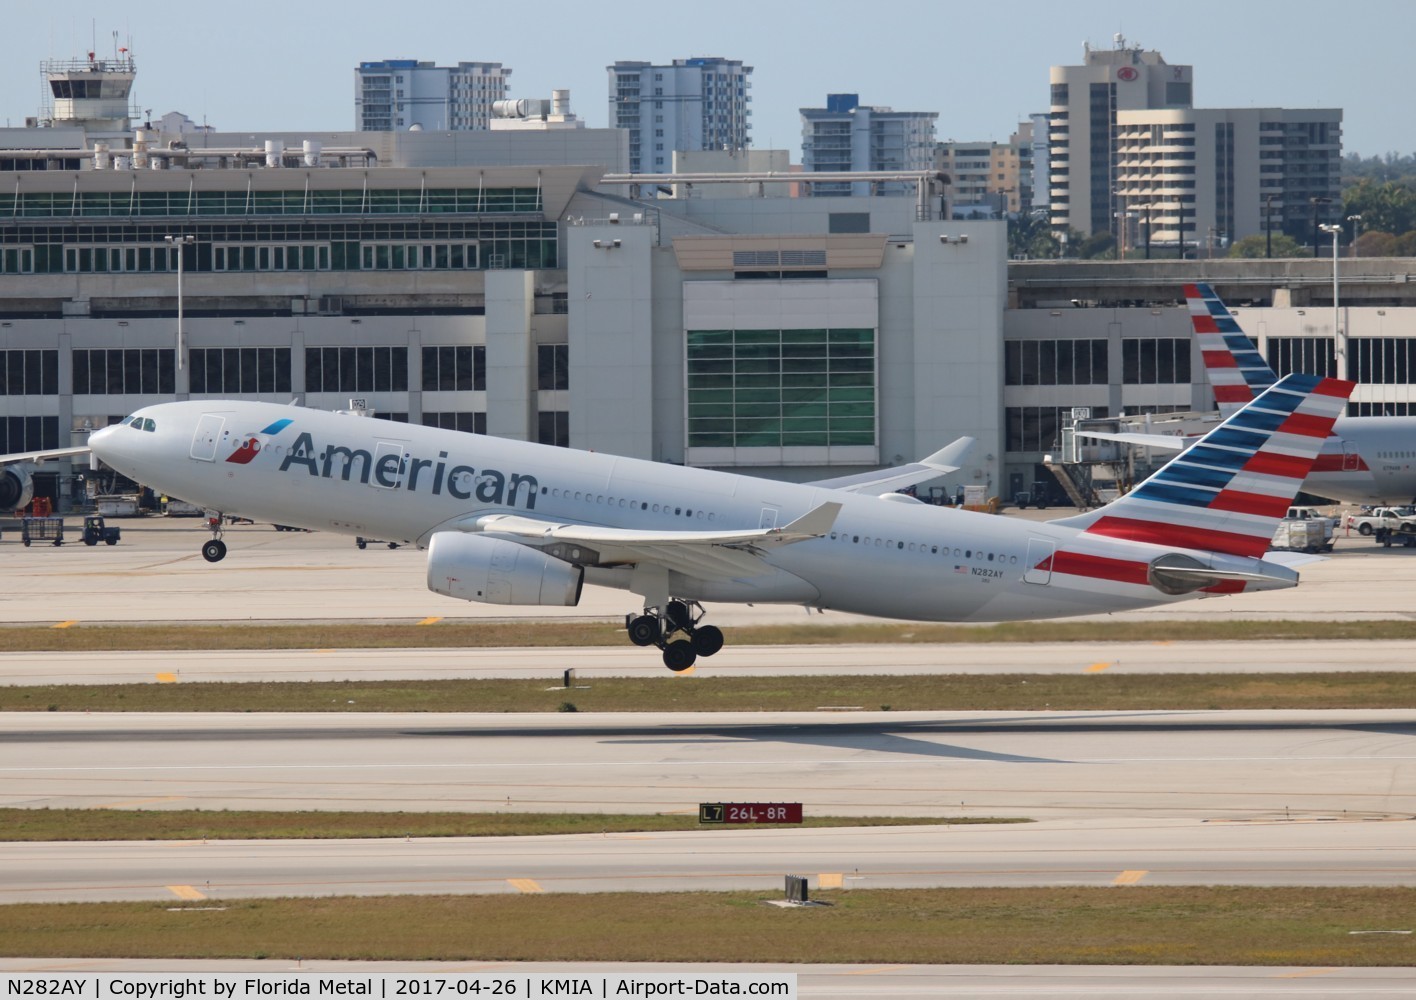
[4,518,1416,626]
[2,639,1415,685]
[4,709,1415,905]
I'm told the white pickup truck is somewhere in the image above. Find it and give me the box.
[1343,506,1416,537]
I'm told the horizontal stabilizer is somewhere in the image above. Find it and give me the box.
[808,437,975,494]
[1075,429,1189,451]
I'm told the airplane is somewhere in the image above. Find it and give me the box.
[1080,283,1416,506]
[2,373,1351,672]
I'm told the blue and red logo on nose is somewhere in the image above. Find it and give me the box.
[225,418,293,464]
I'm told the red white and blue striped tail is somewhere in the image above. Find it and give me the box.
[1070,373,1356,559]
[1184,282,1278,417]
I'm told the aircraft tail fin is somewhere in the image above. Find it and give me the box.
[1056,374,1355,559]
[1185,282,1279,417]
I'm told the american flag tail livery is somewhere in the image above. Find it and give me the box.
[1050,374,1355,597]
[1184,282,1279,417]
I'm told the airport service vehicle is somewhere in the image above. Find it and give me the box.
[1271,518,1331,554]
[2,376,1352,671]
[80,516,121,546]
[1343,506,1416,536]
[1375,522,1416,548]
[1082,284,1416,507]
[20,516,64,547]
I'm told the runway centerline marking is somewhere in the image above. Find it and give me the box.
[507,878,542,893]
[1085,662,1111,673]
[1113,869,1148,885]
[155,673,177,684]
[418,617,442,626]
[50,621,78,630]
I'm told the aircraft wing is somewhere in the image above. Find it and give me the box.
[1074,430,1189,451]
[806,437,975,494]
[0,446,91,465]
[469,502,842,581]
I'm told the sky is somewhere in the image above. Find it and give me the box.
[3,0,1412,157]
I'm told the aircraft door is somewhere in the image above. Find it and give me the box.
[1343,441,1361,472]
[371,441,406,489]
[190,414,226,462]
[759,507,779,530]
[1023,538,1055,585]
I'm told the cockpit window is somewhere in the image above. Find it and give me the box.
[129,417,143,429]
[142,418,156,432]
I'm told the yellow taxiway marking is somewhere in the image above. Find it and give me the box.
[1085,662,1111,673]
[313,649,335,655]
[418,616,443,626]
[167,885,207,901]
[818,873,844,889]
[51,620,78,629]
[1276,969,1338,980]
[155,673,178,684]
[507,878,543,894]
[674,666,696,677]
[1113,870,1148,885]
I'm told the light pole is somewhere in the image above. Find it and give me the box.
[1347,214,1363,257]
[165,235,195,372]
[1310,196,1331,258]
[1319,223,1344,381]
[1264,194,1275,259]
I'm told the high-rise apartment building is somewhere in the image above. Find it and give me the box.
[355,60,511,131]
[801,94,938,196]
[938,136,1027,218]
[1047,39,1341,251]
[607,57,752,174]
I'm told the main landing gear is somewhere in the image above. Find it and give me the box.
[626,599,724,672]
[201,515,227,563]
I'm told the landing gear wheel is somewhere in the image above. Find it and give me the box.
[690,624,724,657]
[627,614,662,647]
[665,600,694,632]
[662,641,697,672]
[201,539,227,563]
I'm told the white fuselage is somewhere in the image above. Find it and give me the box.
[88,400,1287,624]
[1312,417,1416,505]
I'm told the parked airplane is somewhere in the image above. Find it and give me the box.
[4,374,1350,671]
[1082,283,1416,506]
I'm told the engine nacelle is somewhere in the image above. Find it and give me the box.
[426,532,584,606]
[0,464,35,514]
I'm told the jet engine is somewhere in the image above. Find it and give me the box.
[426,531,584,606]
[0,463,35,514]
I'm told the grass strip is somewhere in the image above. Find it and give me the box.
[4,618,1416,652]
[4,672,1415,712]
[2,888,1413,965]
[0,808,1016,842]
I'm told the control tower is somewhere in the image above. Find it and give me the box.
[40,49,138,136]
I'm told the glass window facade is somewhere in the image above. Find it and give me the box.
[0,187,542,218]
[1266,338,1336,379]
[72,349,174,395]
[1,415,59,452]
[686,328,876,448]
[421,346,486,392]
[305,346,408,393]
[1121,338,1192,384]
[536,344,569,390]
[190,348,292,394]
[537,410,569,448]
[2,350,59,395]
[421,411,485,434]
[1005,339,1108,385]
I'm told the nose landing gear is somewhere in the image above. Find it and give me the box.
[626,599,724,672]
[201,515,228,563]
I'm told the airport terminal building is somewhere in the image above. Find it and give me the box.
[3,103,1416,511]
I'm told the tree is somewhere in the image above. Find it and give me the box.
[1353,231,1398,257]
[1342,179,1416,235]
[1075,231,1116,259]
[1228,233,1303,258]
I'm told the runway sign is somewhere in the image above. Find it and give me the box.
[699,802,803,824]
